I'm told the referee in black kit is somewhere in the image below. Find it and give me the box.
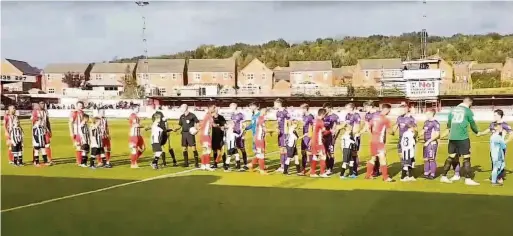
[211,106,226,168]
[175,104,200,168]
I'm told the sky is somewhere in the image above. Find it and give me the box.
[1,1,513,68]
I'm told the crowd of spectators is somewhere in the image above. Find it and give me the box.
[47,101,141,110]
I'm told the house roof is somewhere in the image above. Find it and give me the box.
[90,63,136,73]
[289,61,332,71]
[188,59,235,72]
[5,59,40,75]
[136,59,185,73]
[333,65,355,78]
[240,58,270,72]
[43,63,91,74]
[273,67,291,82]
[451,61,474,68]
[274,71,291,82]
[471,63,503,71]
[358,58,402,70]
[427,53,443,61]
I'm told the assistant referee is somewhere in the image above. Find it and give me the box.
[176,104,200,168]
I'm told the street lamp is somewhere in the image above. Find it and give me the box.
[135,1,150,96]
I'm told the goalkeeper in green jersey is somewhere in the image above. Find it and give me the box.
[440,97,480,185]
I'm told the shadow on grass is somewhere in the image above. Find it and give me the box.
[51,153,285,169]
[2,174,512,236]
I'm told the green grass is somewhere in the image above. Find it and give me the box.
[1,119,512,236]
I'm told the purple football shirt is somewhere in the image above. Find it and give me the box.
[302,114,315,136]
[396,114,416,136]
[423,119,440,141]
[231,112,245,133]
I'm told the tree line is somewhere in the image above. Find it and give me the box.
[114,32,513,70]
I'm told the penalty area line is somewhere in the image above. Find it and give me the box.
[0,150,281,214]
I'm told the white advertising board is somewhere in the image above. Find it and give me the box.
[403,69,441,80]
[405,80,440,98]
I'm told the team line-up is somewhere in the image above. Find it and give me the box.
[3,97,510,186]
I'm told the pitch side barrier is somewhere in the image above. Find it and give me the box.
[3,109,512,122]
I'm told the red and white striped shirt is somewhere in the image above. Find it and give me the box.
[200,113,213,136]
[3,113,18,135]
[255,116,266,141]
[32,109,51,132]
[371,115,391,144]
[129,113,141,137]
[70,110,84,136]
[99,117,109,138]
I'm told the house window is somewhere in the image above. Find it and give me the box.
[247,73,254,81]
[62,89,67,95]
[139,73,149,80]
[323,72,328,80]
[365,71,369,78]
[223,73,229,80]
[161,74,166,80]
[95,74,102,80]
[212,73,217,80]
[261,73,266,80]
[194,73,201,81]
[172,73,177,80]
[441,71,446,77]
[158,88,166,95]
[48,88,55,94]
[47,74,51,80]
[308,73,313,81]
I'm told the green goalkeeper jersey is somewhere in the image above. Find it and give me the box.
[447,104,479,140]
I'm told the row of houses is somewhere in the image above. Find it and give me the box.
[2,55,513,97]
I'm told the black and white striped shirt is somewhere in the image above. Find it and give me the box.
[10,127,23,145]
[32,125,46,146]
[151,122,164,144]
[91,126,103,148]
[79,124,90,145]
[225,129,240,150]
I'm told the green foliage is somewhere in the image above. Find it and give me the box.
[115,33,513,70]
[471,71,513,89]
[120,65,144,99]
[353,86,378,97]
[62,72,87,88]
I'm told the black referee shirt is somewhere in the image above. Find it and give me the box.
[212,114,226,138]
[178,112,199,133]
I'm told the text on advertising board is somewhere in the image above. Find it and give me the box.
[406,80,439,97]
[1,75,28,81]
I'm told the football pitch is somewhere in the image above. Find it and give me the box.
[1,119,512,236]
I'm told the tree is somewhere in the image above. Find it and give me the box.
[62,72,88,88]
[471,71,502,89]
[119,65,144,98]
[112,32,513,70]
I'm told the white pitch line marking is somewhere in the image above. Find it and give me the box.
[0,169,196,213]
[1,151,281,213]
